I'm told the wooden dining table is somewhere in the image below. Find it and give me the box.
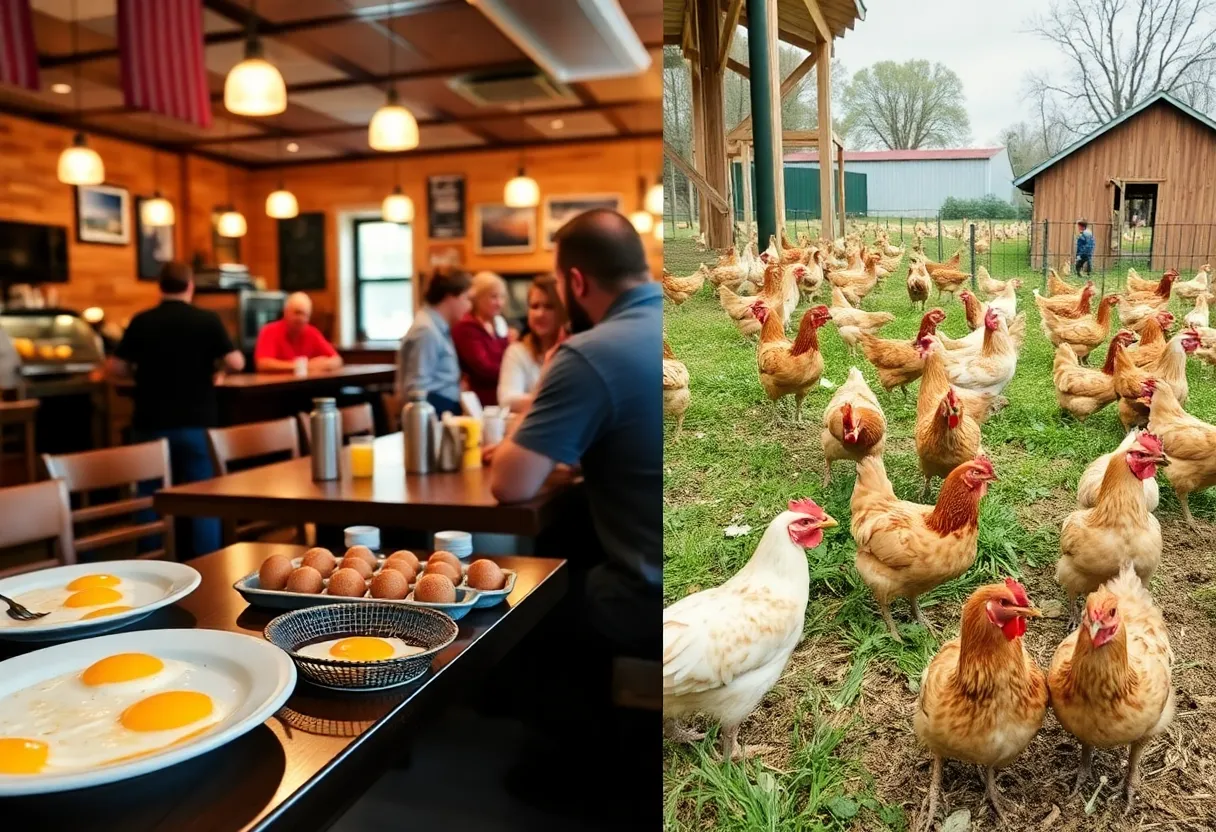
[153,432,579,541]
[2,542,568,831]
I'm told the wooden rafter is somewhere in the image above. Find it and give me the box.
[727,48,817,140]
[800,0,832,43]
[664,142,729,214]
[718,0,745,72]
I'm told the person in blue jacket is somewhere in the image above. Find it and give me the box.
[1075,219,1095,275]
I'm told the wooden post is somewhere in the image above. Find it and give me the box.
[741,142,753,240]
[836,140,845,234]
[816,42,834,239]
[968,223,977,290]
[690,61,706,232]
[695,0,731,248]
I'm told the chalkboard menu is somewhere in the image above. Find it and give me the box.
[427,174,465,239]
[278,213,326,290]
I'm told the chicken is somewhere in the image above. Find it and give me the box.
[1121,270,1175,313]
[1048,563,1174,813]
[1048,268,1083,298]
[916,248,962,277]
[707,248,749,290]
[1038,294,1120,360]
[663,499,839,759]
[827,252,881,306]
[662,266,707,306]
[858,309,947,394]
[778,262,805,315]
[663,340,691,438]
[985,279,1021,321]
[1125,267,1177,296]
[1146,379,1216,527]
[1034,281,1094,319]
[1184,291,1210,330]
[798,249,826,300]
[821,366,887,485]
[719,263,789,325]
[1174,264,1210,301]
[1077,429,1160,513]
[977,265,1009,297]
[1056,432,1166,623]
[851,455,997,640]
[934,308,1020,397]
[729,300,766,339]
[1116,329,1200,428]
[1126,310,1173,368]
[907,259,931,309]
[757,304,830,423]
[829,286,896,353]
[930,266,970,303]
[915,346,994,499]
[1052,332,1136,420]
[914,580,1047,828]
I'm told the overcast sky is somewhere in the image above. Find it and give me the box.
[832,0,1070,146]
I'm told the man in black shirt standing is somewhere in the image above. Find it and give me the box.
[110,262,245,557]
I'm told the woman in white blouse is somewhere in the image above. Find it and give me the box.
[497,275,567,412]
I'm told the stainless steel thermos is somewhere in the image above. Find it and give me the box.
[310,397,342,481]
[402,389,437,473]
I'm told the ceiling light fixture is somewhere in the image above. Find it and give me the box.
[140,146,175,227]
[266,138,299,219]
[57,0,104,186]
[382,157,413,223]
[286,141,299,152]
[629,211,654,234]
[50,82,71,94]
[654,219,663,241]
[550,118,564,130]
[368,3,418,152]
[217,128,247,237]
[645,183,663,216]
[504,150,539,208]
[224,0,287,116]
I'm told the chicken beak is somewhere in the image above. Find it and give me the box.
[816,515,839,530]
[1012,606,1042,619]
[1155,454,1171,468]
[1087,619,1102,640]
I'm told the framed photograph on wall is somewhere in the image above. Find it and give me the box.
[427,242,466,269]
[542,194,621,249]
[75,184,131,245]
[474,204,536,255]
[134,197,175,280]
[427,174,466,239]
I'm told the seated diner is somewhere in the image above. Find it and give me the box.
[253,292,343,373]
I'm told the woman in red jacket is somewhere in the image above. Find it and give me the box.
[451,271,512,406]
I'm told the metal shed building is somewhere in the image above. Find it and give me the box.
[784,147,1016,217]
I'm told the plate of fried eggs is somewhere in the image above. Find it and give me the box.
[0,562,201,642]
[0,628,296,795]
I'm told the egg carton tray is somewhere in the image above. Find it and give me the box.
[235,566,479,621]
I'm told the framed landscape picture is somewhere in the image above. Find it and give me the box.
[474,204,536,255]
[75,184,131,245]
[134,197,175,280]
[542,194,621,248]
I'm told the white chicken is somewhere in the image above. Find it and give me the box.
[1076,429,1160,513]
[1184,292,1210,330]
[933,308,1020,397]
[663,499,838,759]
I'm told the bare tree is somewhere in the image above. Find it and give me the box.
[1027,0,1216,132]
[840,60,970,149]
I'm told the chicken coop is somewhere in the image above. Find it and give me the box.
[1015,90,1216,272]
[662,0,867,250]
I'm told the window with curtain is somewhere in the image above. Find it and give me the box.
[353,219,413,341]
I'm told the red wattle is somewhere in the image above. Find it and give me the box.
[1002,616,1026,640]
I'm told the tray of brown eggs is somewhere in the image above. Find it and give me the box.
[233,546,515,621]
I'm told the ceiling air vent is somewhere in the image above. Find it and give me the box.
[449,70,576,108]
[467,0,651,83]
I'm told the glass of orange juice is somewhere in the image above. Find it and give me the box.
[350,435,375,478]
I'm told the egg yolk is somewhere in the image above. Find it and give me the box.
[121,691,213,732]
[82,606,134,620]
[64,587,123,608]
[66,574,120,591]
[328,636,395,661]
[81,653,165,686]
[0,738,48,774]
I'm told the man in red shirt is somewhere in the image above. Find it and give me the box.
[254,292,343,373]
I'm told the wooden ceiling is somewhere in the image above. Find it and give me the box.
[1,0,663,168]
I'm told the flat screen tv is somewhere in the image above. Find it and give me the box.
[0,220,69,284]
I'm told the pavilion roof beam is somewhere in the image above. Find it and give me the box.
[718,0,745,72]
[727,47,816,140]
[800,0,832,43]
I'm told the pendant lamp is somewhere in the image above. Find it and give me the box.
[369,4,418,151]
[224,0,286,116]
[645,183,663,216]
[382,157,414,223]
[217,133,246,237]
[57,0,104,185]
[504,154,539,208]
[140,148,175,226]
[265,139,298,219]
[629,210,654,234]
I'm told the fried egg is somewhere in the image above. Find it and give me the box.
[0,575,163,628]
[295,636,425,663]
[0,652,239,775]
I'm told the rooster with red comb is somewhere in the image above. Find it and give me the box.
[663,498,838,760]
[914,579,1047,830]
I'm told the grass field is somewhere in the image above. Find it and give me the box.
[661,235,1216,832]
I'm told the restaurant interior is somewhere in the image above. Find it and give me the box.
[0,0,661,828]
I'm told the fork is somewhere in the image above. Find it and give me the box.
[0,593,49,621]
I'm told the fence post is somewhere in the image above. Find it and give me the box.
[899,216,903,244]
[969,223,977,290]
[937,213,943,262]
[1041,220,1050,292]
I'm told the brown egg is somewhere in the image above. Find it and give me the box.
[327,567,367,597]
[386,550,421,572]
[340,555,374,579]
[466,559,506,591]
[369,569,409,600]
[423,560,462,583]
[381,559,417,583]
[301,548,337,578]
[414,573,456,604]
[285,565,324,594]
[344,545,378,569]
[429,550,463,571]
[258,555,293,590]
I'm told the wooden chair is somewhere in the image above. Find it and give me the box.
[296,402,375,452]
[0,479,76,577]
[381,391,403,433]
[0,399,39,485]
[42,439,176,563]
[206,418,304,544]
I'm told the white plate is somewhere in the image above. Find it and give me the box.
[0,628,296,796]
[0,561,201,642]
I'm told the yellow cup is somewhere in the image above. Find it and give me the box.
[350,436,375,478]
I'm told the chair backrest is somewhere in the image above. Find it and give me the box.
[381,391,403,433]
[42,439,175,562]
[208,417,300,475]
[0,478,76,577]
[297,402,375,452]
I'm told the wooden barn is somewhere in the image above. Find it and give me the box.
[1015,91,1216,272]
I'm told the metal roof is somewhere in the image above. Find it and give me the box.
[1013,90,1216,191]
[786,147,1004,163]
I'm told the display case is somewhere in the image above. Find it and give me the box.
[0,308,104,378]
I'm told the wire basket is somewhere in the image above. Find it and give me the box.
[264,602,458,691]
